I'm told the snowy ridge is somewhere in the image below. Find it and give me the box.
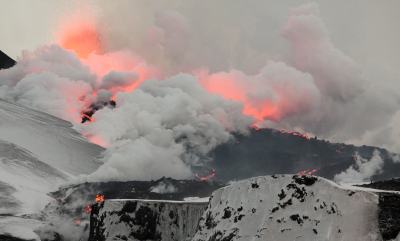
[88,175,400,241]
[0,99,103,176]
[192,175,388,241]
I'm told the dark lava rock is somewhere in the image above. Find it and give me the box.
[357,178,400,192]
[89,200,206,241]
[293,175,317,186]
[0,50,16,70]
[0,234,34,241]
[378,193,400,240]
[210,128,399,182]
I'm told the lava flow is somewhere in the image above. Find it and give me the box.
[195,168,216,182]
[297,168,318,176]
[95,194,105,203]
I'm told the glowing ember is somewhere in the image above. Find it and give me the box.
[297,168,318,176]
[81,113,95,123]
[279,129,311,140]
[84,204,92,214]
[95,194,105,203]
[195,168,216,181]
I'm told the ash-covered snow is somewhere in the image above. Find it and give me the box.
[192,175,383,241]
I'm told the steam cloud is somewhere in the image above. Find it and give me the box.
[0,2,400,181]
[334,150,384,183]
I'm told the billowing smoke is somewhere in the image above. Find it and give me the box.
[83,75,251,181]
[334,150,384,183]
[198,61,320,124]
[1,2,400,181]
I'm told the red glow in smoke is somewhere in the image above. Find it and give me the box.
[57,12,101,58]
[198,73,280,124]
[84,204,92,214]
[83,51,160,95]
[195,168,216,181]
[55,10,160,142]
[86,135,108,148]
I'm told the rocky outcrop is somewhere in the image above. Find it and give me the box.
[87,175,400,241]
[0,50,15,70]
[89,199,208,241]
[192,175,385,241]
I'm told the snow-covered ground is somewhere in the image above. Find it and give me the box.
[0,99,104,239]
[192,175,390,241]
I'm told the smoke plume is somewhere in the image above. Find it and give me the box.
[1,2,400,181]
[334,150,384,183]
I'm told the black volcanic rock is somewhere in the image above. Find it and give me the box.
[89,200,207,241]
[0,50,16,70]
[50,177,223,206]
[210,128,399,182]
[358,179,400,192]
[378,193,400,240]
[357,179,400,240]
[0,234,35,241]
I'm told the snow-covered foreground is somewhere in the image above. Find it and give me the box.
[193,175,394,241]
[0,99,103,239]
[90,175,400,241]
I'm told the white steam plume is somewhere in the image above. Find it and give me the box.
[84,75,251,181]
[334,150,384,183]
[2,2,400,183]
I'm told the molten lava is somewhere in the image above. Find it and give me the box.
[279,129,311,140]
[95,194,105,203]
[297,168,318,176]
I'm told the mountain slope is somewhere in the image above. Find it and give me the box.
[0,99,104,240]
[0,99,104,176]
[211,128,399,182]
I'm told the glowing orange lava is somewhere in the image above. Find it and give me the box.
[297,168,318,176]
[95,194,105,203]
[278,129,311,140]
